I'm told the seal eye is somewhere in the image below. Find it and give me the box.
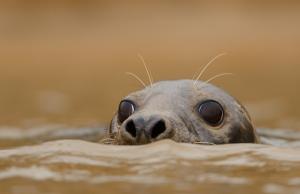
[198,100,224,126]
[118,100,135,123]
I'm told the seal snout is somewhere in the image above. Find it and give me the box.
[122,115,172,144]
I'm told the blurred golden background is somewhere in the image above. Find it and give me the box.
[0,0,299,129]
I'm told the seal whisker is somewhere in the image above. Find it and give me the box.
[99,137,118,145]
[192,63,205,80]
[138,54,154,87]
[117,126,121,143]
[193,53,227,86]
[197,72,234,89]
[125,72,147,88]
[205,72,234,84]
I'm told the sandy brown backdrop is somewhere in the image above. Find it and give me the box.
[0,0,299,129]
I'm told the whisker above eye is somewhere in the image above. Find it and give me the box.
[138,54,154,87]
[193,53,227,86]
[125,72,147,88]
[205,72,234,84]
[196,72,234,89]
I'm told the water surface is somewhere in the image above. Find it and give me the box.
[0,126,300,194]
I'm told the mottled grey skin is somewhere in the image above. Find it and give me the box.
[109,80,259,145]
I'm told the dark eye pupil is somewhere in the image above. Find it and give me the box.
[118,100,135,123]
[198,100,224,126]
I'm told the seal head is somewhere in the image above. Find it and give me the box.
[109,80,259,145]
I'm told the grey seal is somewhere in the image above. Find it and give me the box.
[108,80,259,145]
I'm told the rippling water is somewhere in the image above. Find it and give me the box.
[0,126,300,194]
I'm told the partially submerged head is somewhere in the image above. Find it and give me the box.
[109,80,259,145]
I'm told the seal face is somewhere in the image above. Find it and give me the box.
[109,80,259,145]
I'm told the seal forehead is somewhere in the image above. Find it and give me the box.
[145,80,194,96]
[125,80,194,108]
[127,80,234,105]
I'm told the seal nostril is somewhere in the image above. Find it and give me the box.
[151,120,166,139]
[125,120,137,138]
